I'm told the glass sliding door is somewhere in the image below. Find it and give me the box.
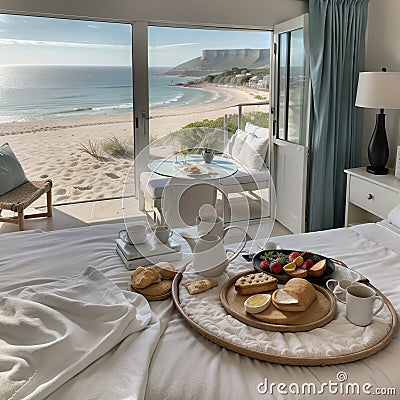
[0,14,133,205]
[276,24,309,145]
[145,26,272,222]
[273,14,311,233]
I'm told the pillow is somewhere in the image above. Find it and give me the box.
[224,129,248,160]
[388,205,400,229]
[245,122,270,138]
[0,143,28,195]
[239,133,269,171]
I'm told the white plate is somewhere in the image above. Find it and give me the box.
[184,165,209,176]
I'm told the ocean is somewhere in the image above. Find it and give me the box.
[0,65,216,123]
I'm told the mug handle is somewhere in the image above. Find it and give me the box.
[349,269,362,282]
[326,279,338,292]
[223,226,248,263]
[372,296,384,316]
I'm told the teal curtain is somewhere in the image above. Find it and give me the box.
[308,0,369,231]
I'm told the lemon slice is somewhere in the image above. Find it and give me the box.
[244,293,271,314]
[294,256,304,267]
[283,262,296,273]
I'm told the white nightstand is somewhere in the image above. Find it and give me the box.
[344,167,400,227]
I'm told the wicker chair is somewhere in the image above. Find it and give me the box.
[0,179,52,231]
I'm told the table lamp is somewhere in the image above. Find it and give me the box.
[355,69,400,175]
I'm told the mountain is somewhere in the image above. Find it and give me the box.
[163,48,270,76]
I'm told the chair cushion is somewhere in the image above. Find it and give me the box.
[219,168,269,187]
[140,171,169,199]
[0,143,28,196]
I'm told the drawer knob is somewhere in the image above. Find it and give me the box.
[367,193,373,200]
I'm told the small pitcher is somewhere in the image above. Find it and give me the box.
[192,233,245,277]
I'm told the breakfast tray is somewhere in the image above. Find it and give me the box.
[172,262,398,366]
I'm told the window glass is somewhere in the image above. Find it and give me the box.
[0,14,133,205]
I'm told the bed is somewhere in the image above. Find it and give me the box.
[0,219,399,400]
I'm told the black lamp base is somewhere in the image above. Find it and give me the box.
[367,112,389,176]
[366,165,388,175]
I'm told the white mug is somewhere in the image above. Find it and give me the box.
[326,279,363,303]
[345,285,384,326]
[155,225,173,244]
[126,223,148,245]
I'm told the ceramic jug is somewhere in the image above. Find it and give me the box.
[192,233,245,276]
[196,213,247,242]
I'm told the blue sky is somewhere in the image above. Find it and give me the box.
[0,14,270,67]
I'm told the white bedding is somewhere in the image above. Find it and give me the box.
[0,222,399,400]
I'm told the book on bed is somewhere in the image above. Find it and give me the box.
[116,237,182,270]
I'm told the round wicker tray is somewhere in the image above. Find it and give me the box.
[172,271,398,366]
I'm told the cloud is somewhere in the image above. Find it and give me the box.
[0,38,129,49]
[149,42,198,49]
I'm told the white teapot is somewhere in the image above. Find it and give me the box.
[192,233,245,277]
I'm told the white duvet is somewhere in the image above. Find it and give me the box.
[0,266,160,400]
[0,222,399,400]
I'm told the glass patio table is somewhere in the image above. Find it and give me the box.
[148,154,238,180]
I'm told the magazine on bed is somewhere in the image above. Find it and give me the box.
[116,237,182,270]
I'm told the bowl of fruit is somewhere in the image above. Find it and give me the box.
[252,250,335,285]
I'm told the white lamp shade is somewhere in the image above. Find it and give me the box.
[355,72,400,109]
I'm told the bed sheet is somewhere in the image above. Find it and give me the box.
[146,224,400,400]
[0,223,399,400]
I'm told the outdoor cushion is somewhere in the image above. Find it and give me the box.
[240,133,269,171]
[224,129,247,161]
[245,121,269,138]
[0,143,28,196]
[224,128,269,171]
[219,168,269,186]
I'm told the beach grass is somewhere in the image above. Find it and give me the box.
[102,134,133,159]
[78,140,106,160]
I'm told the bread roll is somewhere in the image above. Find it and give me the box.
[130,266,160,289]
[272,278,317,312]
[153,262,176,279]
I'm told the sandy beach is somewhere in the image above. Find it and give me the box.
[0,84,269,205]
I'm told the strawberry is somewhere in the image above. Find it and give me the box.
[305,259,314,269]
[270,261,283,274]
[289,252,301,262]
[259,260,270,270]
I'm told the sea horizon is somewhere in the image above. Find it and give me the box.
[0,64,217,124]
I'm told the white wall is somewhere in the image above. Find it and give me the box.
[0,0,307,29]
[364,0,400,167]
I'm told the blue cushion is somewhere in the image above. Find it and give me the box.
[0,143,28,196]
